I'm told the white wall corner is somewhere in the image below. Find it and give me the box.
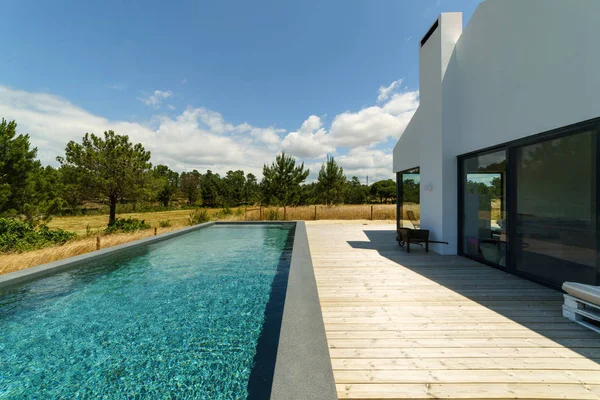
[439,12,463,80]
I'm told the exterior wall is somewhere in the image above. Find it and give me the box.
[392,109,420,173]
[417,21,444,251]
[393,13,462,254]
[394,0,600,255]
[444,0,600,155]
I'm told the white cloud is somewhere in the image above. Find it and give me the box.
[328,89,419,148]
[0,78,418,183]
[138,90,173,108]
[382,91,419,115]
[143,108,283,174]
[0,85,281,177]
[281,115,335,159]
[0,86,156,167]
[167,104,176,110]
[329,107,401,148]
[250,127,284,146]
[377,79,403,103]
[280,86,418,159]
[337,147,394,182]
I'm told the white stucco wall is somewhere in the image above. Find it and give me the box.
[393,12,462,254]
[444,0,600,155]
[394,0,600,255]
[392,109,421,173]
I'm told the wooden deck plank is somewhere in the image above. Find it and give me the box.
[327,338,600,348]
[328,347,600,359]
[306,222,600,400]
[326,330,600,339]
[335,383,600,399]
[324,322,583,331]
[323,316,569,324]
[331,357,600,371]
[333,369,600,384]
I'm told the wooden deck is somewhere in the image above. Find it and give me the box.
[306,222,600,399]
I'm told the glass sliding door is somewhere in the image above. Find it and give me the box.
[397,167,420,229]
[515,129,598,286]
[461,150,507,267]
[458,119,600,288]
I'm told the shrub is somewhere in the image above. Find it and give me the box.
[214,207,234,219]
[105,218,151,234]
[221,207,233,216]
[0,218,76,253]
[265,208,281,221]
[36,225,76,243]
[159,220,172,228]
[188,209,210,225]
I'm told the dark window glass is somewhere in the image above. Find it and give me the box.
[461,150,507,267]
[515,129,597,286]
[398,168,420,228]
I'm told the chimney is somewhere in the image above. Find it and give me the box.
[419,12,462,107]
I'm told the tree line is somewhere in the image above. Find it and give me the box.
[0,119,397,226]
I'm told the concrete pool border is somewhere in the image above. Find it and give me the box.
[0,220,336,399]
[270,221,337,400]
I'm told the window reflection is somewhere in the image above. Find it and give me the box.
[515,130,597,285]
[462,150,507,266]
[398,168,420,228]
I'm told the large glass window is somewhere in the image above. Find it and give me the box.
[515,129,598,286]
[397,167,420,229]
[461,150,507,267]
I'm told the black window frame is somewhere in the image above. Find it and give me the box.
[457,116,600,289]
[396,167,420,231]
[457,146,507,269]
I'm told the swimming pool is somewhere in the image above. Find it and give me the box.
[0,223,295,399]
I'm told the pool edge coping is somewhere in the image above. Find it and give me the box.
[270,220,337,400]
[0,221,216,289]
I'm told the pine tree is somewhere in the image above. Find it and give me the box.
[261,152,309,206]
[316,155,346,206]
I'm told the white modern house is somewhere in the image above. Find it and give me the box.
[393,0,600,288]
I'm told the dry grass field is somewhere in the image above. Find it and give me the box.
[0,204,414,276]
[0,229,178,275]
[245,204,409,221]
[46,208,235,235]
[46,204,417,234]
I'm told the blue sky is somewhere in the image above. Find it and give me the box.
[0,0,481,181]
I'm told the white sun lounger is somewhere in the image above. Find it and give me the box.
[562,282,600,334]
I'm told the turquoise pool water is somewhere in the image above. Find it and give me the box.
[0,224,294,399]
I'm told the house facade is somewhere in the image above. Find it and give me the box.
[393,0,600,288]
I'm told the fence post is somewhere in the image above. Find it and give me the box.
[371,205,374,220]
[284,206,287,220]
[245,208,247,221]
[260,206,263,220]
[154,227,157,236]
[314,205,317,220]
[96,237,101,250]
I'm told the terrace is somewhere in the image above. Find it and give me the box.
[307,222,600,399]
